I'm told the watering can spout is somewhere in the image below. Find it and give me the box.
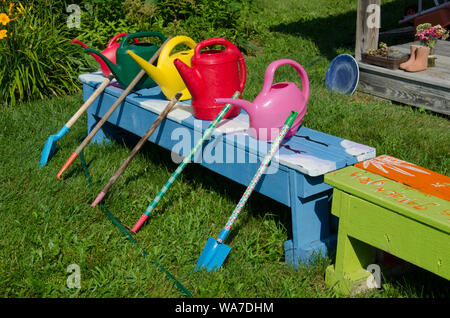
[84,48,118,76]
[126,50,164,85]
[214,98,255,116]
[173,58,204,97]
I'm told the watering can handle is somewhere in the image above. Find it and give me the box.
[107,33,139,48]
[238,56,247,95]
[159,36,196,63]
[262,59,310,101]
[119,31,166,49]
[195,38,247,95]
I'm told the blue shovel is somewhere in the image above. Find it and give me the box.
[195,111,298,272]
[39,74,114,167]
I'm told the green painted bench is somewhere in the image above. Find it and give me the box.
[324,165,450,295]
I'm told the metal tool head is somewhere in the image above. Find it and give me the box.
[195,237,231,272]
[39,135,58,167]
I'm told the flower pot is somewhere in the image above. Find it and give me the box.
[361,53,409,70]
[428,55,437,67]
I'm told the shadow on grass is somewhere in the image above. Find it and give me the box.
[382,263,450,297]
[97,122,294,247]
[269,0,423,60]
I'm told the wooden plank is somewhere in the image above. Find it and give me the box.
[355,0,381,61]
[357,64,450,115]
[399,2,450,24]
[393,40,450,58]
[356,155,450,201]
[359,57,450,89]
[340,190,450,281]
[325,166,450,233]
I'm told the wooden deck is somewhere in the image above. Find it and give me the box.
[357,40,450,116]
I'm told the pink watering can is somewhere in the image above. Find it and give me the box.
[215,59,309,140]
[72,33,139,77]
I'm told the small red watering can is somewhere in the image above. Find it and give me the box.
[174,38,246,120]
[72,33,139,77]
[215,59,309,140]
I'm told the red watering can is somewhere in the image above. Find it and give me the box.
[174,37,246,120]
[72,33,139,77]
[215,59,309,140]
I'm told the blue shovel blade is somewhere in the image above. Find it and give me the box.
[39,136,58,167]
[195,237,231,272]
[39,125,69,167]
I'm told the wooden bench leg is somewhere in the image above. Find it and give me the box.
[284,171,337,268]
[325,190,377,295]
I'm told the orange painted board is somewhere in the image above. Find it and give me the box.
[355,155,450,201]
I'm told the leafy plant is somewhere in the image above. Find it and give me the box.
[366,42,402,58]
[0,1,92,107]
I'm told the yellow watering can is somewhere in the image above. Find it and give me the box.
[127,35,196,101]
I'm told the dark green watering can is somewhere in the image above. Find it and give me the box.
[85,31,166,90]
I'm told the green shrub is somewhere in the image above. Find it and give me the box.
[0,1,92,107]
[0,0,258,107]
[156,0,257,51]
[72,0,258,54]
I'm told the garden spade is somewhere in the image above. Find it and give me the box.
[56,36,173,180]
[130,91,241,233]
[195,110,298,272]
[91,92,182,207]
[39,74,114,167]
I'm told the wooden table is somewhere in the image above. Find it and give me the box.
[324,164,450,295]
[80,73,376,268]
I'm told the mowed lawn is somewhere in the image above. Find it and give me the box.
[0,0,449,298]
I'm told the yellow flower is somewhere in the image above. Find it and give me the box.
[0,29,7,40]
[0,13,10,25]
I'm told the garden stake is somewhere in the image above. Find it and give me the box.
[39,74,114,167]
[91,92,182,207]
[130,91,241,233]
[56,36,173,180]
[195,110,298,272]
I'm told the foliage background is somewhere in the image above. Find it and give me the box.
[0,0,256,107]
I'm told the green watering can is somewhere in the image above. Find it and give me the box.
[85,31,166,90]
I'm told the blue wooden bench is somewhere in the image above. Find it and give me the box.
[80,72,376,268]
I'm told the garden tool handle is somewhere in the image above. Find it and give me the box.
[92,92,182,207]
[65,74,114,129]
[131,91,241,233]
[75,36,173,153]
[222,111,299,234]
[119,31,166,49]
[57,36,173,180]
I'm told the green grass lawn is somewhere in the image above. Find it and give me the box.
[0,0,449,298]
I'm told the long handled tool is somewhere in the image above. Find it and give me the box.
[195,110,298,272]
[91,92,182,207]
[40,74,114,167]
[56,36,173,180]
[130,91,241,233]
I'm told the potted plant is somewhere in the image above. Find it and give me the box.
[415,23,449,67]
[361,42,409,70]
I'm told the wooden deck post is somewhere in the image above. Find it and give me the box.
[355,0,381,61]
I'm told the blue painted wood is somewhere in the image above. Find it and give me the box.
[81,73,375,267]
